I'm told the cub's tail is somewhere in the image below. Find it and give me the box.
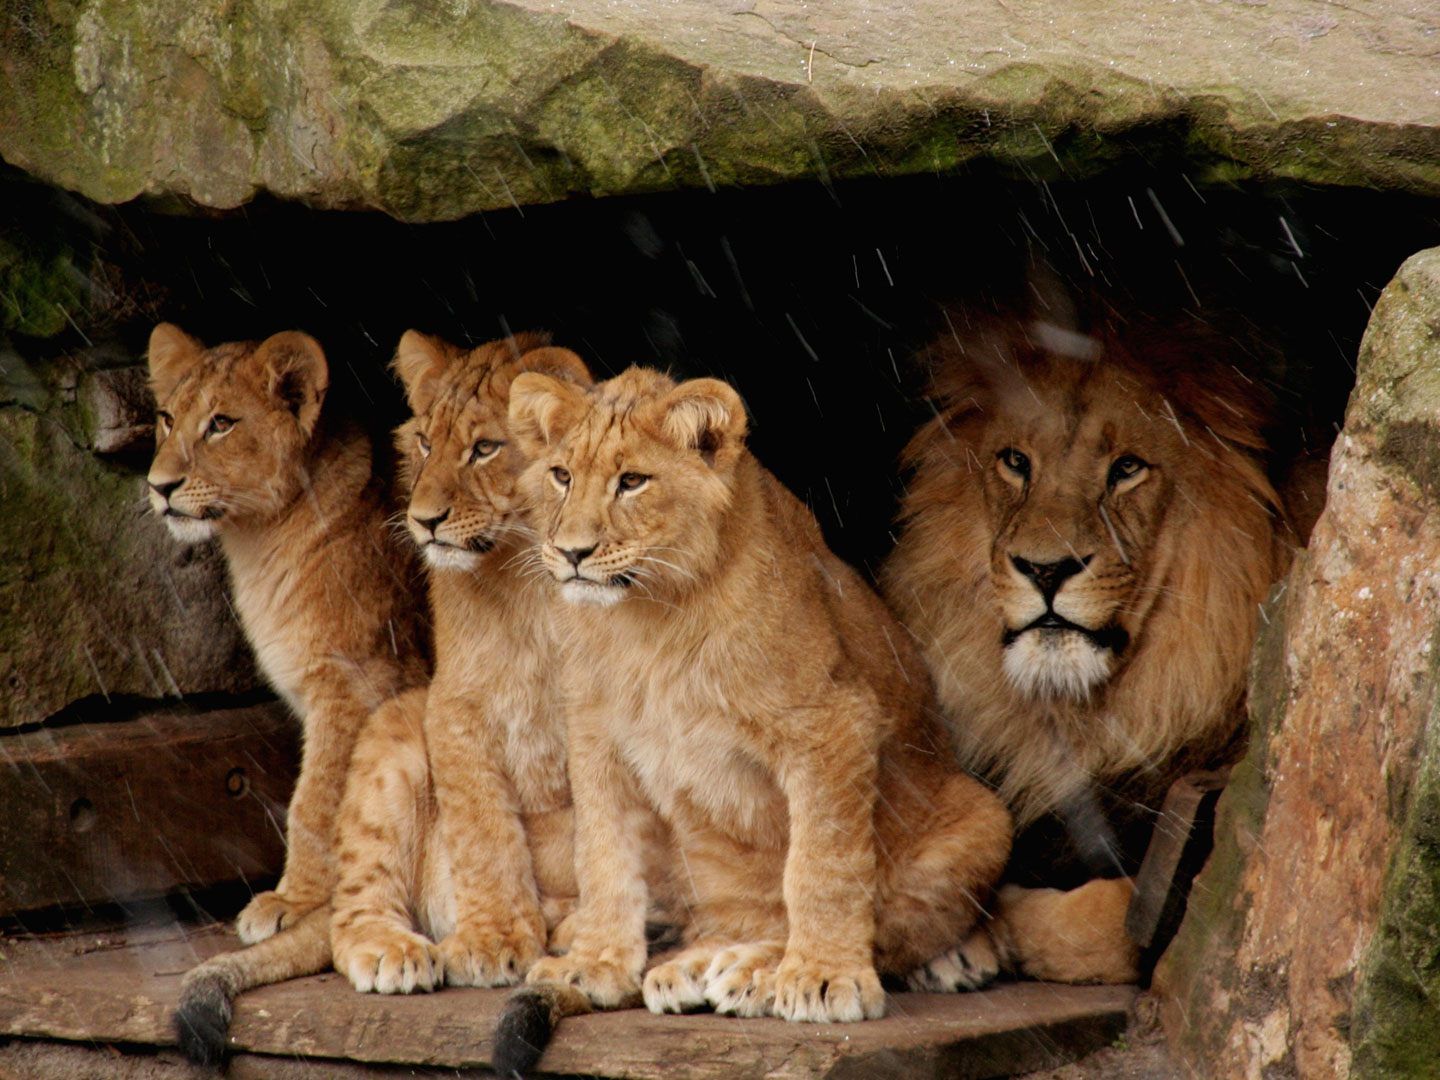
[491,984,592,1078]
[174,906,332,1067]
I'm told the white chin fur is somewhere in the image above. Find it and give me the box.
[424,545,482,572]
[163,516,217,544]
[561,579,627,608]
[1002,630,1114,701]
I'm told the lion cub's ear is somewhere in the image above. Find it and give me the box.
[147,323,205,403]
[393,330,451,415]
[495,345,593,402]
[253,331,329,438]
[508,372,589,458]
[658,378,748,469]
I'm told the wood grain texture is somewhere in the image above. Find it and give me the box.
[1126,768,1231,951]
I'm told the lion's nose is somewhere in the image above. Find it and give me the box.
[1011,554,1091,599]
[149,478,183,501]
[559,545,596,569]
[412,508,450,535]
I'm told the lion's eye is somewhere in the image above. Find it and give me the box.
[1108,454,1150,488]
[417,434,431,458]
[617,472,649,494]
[207,414,236,437]
[996,447,1031,481]
[156,411,172,437]
[470,439,502,464]
[551,466,571,488]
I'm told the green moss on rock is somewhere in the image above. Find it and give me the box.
[0,236,83,339]
[1351,672,1440,1077]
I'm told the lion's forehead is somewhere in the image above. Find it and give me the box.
[993,382,1178,466]
[165,379,289,450]
[566,406,633,463]
[421,388,506,448]
[574,418,676,491]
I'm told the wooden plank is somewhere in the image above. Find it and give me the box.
[0,924,1136,1079]
[0,703,297,915]
[0,1040,486,1079]
[1126,768,1231,958]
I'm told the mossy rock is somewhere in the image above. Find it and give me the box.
[0,389,257,728]
[1347,250,1440,1079]
[2,0,1438,220]
[1157,247,1440,1076]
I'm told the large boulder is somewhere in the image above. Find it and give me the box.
[1155,247,1440,1077]
[1,0,1437,220]
[0,358,258,729]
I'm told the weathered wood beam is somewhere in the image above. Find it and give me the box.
[0,703,297,916]
[0,924,1136,1078]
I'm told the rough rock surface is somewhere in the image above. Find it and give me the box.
[1155,247,1440,1077]
[2,0,1437,220]
[0,361,258,729]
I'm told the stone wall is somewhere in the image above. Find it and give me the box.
[1156,247,1440,1078]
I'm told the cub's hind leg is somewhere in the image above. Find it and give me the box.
[873,769,1012,987]
[330,688,444,994]
[238,667,386,944]
[641,940,784,1017]
[645,830,789,1017]
[643,942,725,1015]
[700,941,787,1017]
[424,688,559,989]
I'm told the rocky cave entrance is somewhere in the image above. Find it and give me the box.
[9,163,1436,569]
[4,162,1439,1075]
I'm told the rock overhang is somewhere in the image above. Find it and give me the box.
[2,0,1437,221]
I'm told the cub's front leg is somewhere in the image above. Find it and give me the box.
[238,669,374,944]
[772,704,886,1023]
[525,723,649,1007]
[427,690,547,987]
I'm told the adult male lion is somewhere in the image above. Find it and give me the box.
[882,307,1288,979]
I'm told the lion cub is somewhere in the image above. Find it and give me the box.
[147,326,429,1063]
[329,331,604,993]
[508,367,1012,1025]
[146,326,428,937]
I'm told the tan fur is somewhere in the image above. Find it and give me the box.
[881,312,1286,985]
[987,879,1140,984]
[509,367,1013,1023]
[329,333,671,995]
[146,324,428,942]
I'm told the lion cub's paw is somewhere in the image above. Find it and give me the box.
[702,942,784,1018]
[439,925,545,988]
[526,954,641,1009]
[235,890,321,945]
[335,927,444,994]
[907,927,1000,992]
[772,957,885,1023]
[643,948,715,1015]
